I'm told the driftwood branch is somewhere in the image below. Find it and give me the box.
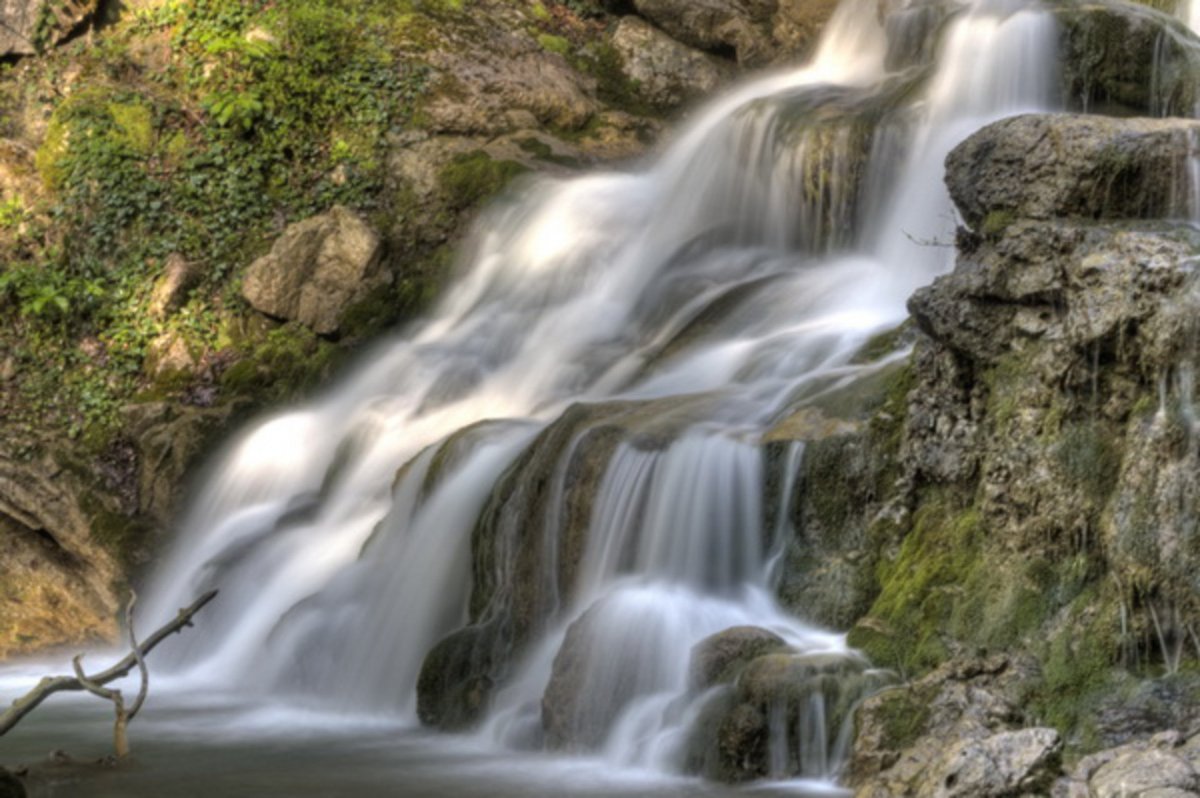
[0,590,218,749]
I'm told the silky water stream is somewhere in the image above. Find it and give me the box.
[3,0,1064,794]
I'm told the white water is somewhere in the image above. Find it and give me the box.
[131,0,1059,784]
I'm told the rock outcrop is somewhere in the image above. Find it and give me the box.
[839,113,1200,769]
[241,206,388,336]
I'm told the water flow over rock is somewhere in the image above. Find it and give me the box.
[141,0,1060,783]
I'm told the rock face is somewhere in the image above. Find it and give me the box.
[0,447,119,657]
[839,113,1200,767]
[0,0,96,57]
[611,16,732,110]
[848,657,1061,798]
[241,206,388,336]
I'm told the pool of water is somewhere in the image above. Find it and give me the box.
[1,668,844,798]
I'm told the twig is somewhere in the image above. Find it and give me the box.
[0,590,218,742]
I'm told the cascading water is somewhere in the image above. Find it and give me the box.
[138,0,1059,784]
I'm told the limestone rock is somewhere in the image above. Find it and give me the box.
[0,446,120,658]
[148,254,200,319]
[241,206,387,335]
[1054,731,1200,798]
[0,0,97,57]
[419,8,599,137]
[848,657,1057,798]
[688,625,786,689]
[632,0,777,65]
[935,728,1062,797]
[611,16,732,110]
[946,114,1200,230]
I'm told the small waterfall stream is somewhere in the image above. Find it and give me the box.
[135,0,1061,784]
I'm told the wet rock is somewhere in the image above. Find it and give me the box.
[241,206,388,336]
[687,648,889,782]
[0,768,25,798]
[1056,1,1200,117]
[0,0,98,57]
[611,16,732,110]
[121,401,236,531]
[689,625,786,689]
[946,114,1200,230]
[416,622,503,731]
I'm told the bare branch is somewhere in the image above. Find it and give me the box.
[71,655,117,701]
[125,592,150,722]
[0,590,218,737]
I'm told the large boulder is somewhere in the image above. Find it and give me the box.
[946,114,1200,230]
[611,16,732,110]
[241,206,388,336]
[0,0,97,57]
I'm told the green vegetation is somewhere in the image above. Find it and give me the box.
[1,0,444,449]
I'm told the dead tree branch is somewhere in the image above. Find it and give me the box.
[0,589,218,753]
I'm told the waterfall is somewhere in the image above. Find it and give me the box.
[140,0,1060,782]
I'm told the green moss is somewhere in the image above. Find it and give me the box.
[537,33,571,56]
[849,494,984,675]
[107,101,155,155]
[1057,420,1121,502]
[439,151,528,211]
[218,323,339,404]
[981,209,1015,239]
[1031,586,1124,744]
[872,685,935,751]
